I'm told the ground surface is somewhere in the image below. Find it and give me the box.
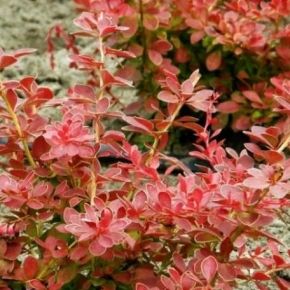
[0,0,85,96]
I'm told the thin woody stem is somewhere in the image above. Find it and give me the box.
[0,86,36,168]
[147,101,184,163]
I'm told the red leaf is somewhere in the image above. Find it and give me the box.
[23,256,39,279]
[158,192,172,208]
[5,89,18,110]
[201,256,218,284]
[0,55,17,69]
[252,272,271,281]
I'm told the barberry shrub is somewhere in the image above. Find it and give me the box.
[0,1,290,290]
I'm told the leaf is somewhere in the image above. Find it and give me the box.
[243,177,269,189]
[143,14,159,31]
[32,136,50,159]
[190,30,205,44]
[157,90,179,103]
[23,256,39,279]
[243,91,263,104]
[158,192,172,208]
[56,264,77,284]
[123,116,154,133]
[13,48,37,58]
[181,79,193,95]
[217,101,240,113]
[105,47,135,58]
[148,49,163,66]
[252,272,271,281]
[201,256,218,284]
[0,55,17,69]
[96,97,110,114]
[206,51,222,71]
[5,89,18,110]
[136,283,150,290]
[89,240,106,256]
[102,70,133,87]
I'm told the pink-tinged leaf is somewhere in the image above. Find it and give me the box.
[157,90,179,103]
[27,199,44,210]
[217,101,240,113]
[187,89,213,102]
[165,77,180,95]
[243,91,263,104]
[23,256,39,279]
[148,49,163,66]
[243,177,269,189]
[201,256,218,284]
[123,116,154,133]
[70,54,103,70]
[89,240,106,256]
[206,51,222,71]
[143,14,159,31]
[96,97,110,114]
[5,89,18,110]
[13,48,37,58]
[151,40,173,54]
[0,55,17,69]
[218,263,236,281]
[136,283,150,290]
[100,208,113,228]
[252,272,271,281]
[190,31,205,44]
[231,258,258,269]
[72,84,95,99]
[121,15,138,38]
[105,47,136,58]
[181,79,194,95]
[276,276,290,290]
[3,80,19,89]
[102,70,133,87]
[161,275,176,290]
[158,192,171,208]
[28,280,47,290]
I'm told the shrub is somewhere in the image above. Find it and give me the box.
[0,0,290,289]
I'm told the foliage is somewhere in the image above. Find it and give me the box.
[0,0,290,289]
